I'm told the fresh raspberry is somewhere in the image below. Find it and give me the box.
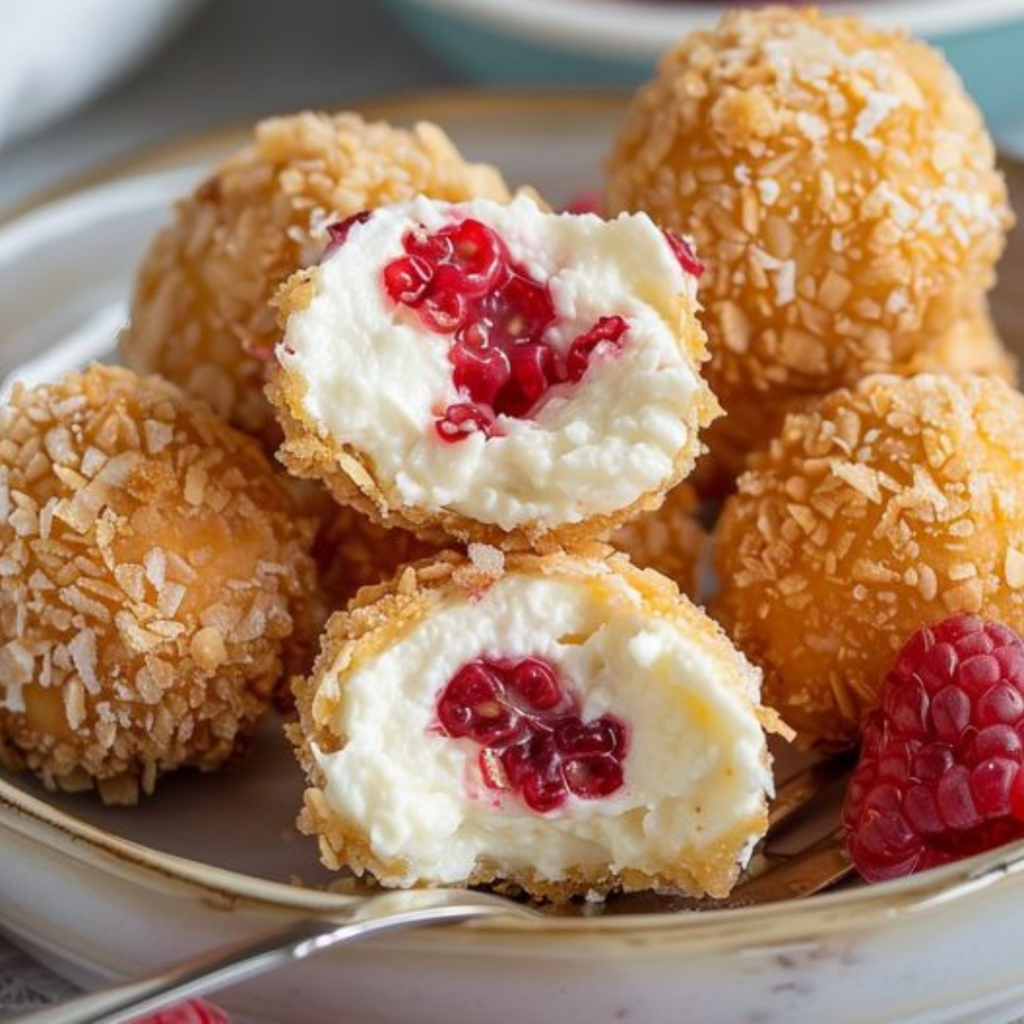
[843,614,1024,882]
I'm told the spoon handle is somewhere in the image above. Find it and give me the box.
[17,892,519,1024]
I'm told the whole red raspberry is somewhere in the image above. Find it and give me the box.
[843,614,1024,882]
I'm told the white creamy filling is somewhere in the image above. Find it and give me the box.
[279,194,702,531]
[312,573,770,886]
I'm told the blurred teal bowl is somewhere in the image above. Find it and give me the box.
[386,0,1024,127]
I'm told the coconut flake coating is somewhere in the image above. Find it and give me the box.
[607,7,1012,492]
[121,112,510,445]
[0,365,317,803]
[714,373,1024,747]
[693,302,1016,494]
[292,551,782,901]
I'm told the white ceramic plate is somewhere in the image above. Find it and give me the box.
[2,93,1024,1024]
[403,0,1024,58]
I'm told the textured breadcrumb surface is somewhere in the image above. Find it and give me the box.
[268,267,720,551]
[291,549,785,901]
[311,497,444,612]
[121,112,510,445]
[607,6,1012,493]
[692,302,1016,495]
[611,482,704,599]
[714,373,1024,746]
[0,365,316,803]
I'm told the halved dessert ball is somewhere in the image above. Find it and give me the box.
[715,373,1024,747]
[270,194,718,549]
[0,366,316,802]
[607,7,1013,492]
[292,550,783,900]
[121,112,510,445]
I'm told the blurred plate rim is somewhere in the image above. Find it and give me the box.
[399,0,1024,58]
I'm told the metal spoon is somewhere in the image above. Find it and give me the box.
[18,759,853,1024]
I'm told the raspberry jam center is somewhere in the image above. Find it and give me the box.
[435,655,628,813]
[380,218,632,443]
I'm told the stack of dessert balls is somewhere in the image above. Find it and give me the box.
[0,5,1019,897]
[607,7,1022,750]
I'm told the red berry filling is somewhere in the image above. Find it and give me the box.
[662,229,704,279]
[325,211,372,256]
[843,614,1024,882]
[381,217,644,443]
[435,655,628,813]
[562,190,604,216]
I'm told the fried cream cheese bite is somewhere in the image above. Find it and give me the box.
[270,193,718,549]
[607,7,1012,491]
[121,112,509,444]
[715,373,1024,747]
[292,550,782,900]
[0,366,316,803]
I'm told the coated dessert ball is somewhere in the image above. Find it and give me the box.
[694,303,1016,492]
[122,112,510,444]
[607,7,1012,490]
[714,373,1024,746]
[0,366,316,802]
[313,502,442,611]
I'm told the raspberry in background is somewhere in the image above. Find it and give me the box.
[843,614,1024,882]
[133,999,229,1023]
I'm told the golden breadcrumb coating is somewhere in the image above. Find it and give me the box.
[268,264,720,551]
[611,482,704,599]
[291,549,786,901]
[312,500,442,612]
[714,373,1024,747]
[900,301,1016,381]
[693,303,1016,494]
[607,7,1012,491]
[121,112,510,445]
[0,365,316,803]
